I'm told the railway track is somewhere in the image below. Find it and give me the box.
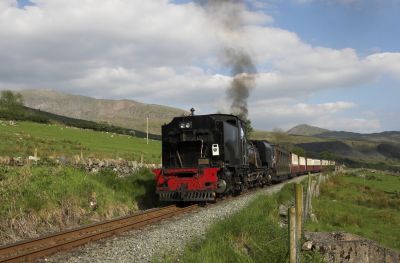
[0,174,311,263]
[0,204,198,263]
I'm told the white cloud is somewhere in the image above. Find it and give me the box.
[251,99,356,118]
[0,0,398,132]
[365,53,400,80]
[317,117,381,133]
[249,98,381,132]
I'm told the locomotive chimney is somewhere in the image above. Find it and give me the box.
[190,108,195,116]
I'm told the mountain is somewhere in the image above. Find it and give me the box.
[315,130,400,143]
[293,128,400,161]
[287,124,400,144]
[20,89,187,134]
[286,124,330,136]
[253,124,400,172]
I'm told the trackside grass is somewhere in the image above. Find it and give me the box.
[158,184,324,263]
[306,169,400,251]
[0,166,156,244]
[0,121,161,162]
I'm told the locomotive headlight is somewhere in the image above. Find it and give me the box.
[180,122,192,128]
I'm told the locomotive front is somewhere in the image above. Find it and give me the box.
[153,114,246,202]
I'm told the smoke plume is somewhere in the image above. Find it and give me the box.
[199,0,257,120]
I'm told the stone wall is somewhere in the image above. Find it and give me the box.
[304,232,400,263]
[80,157,160,176]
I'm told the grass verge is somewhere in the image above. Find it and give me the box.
[158,183,324,263]
[306,169,400,250]
[0,165,156,245]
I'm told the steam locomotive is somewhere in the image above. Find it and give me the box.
[153,113,334,202]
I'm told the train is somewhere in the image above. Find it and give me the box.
[153,113,335,202]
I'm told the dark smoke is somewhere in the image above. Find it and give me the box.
[225,48,257,120]
[199,0,257,120]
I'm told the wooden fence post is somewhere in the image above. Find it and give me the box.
[295,184,303,245]
[305,172,311,219]
[289,207,297,263]
[315,176,321,197]
[311,180,317,198]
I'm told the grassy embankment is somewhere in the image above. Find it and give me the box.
[0,166,156,245]
[306,169,400,250]
[0,120,161,162]
[158,183,324,263]
[0,118,162,244]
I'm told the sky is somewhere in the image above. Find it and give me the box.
[0,0,399,133]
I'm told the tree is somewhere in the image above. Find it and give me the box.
[243,119,253,138]
[291,146,306,157]
[0,90,24,109]
[321,151,336,160]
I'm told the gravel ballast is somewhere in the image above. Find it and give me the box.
[46,176,306,263]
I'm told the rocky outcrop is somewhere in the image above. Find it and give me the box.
[304,232,400,263]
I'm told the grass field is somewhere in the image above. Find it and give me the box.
[0,120,161,162]
[306,169,400,250]
[158,184,323,263]
[0,166,156,244]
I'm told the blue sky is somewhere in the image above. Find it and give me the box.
[17,0,32,8]
[273,1,400,51]
[5,0,400,132]
[269,0,400,131]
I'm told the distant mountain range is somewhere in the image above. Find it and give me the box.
[287,124,400,144]
[20,89,187,134]
[285,124,400,168]
[286,124,330,136]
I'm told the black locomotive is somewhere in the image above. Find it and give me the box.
[154,113,294,202]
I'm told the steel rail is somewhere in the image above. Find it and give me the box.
[0,204,197,263]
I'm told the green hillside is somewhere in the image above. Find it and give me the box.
[0,90,161,162]
[251,129,328,144]
[0,105,160,140]
[0,121,161,162]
